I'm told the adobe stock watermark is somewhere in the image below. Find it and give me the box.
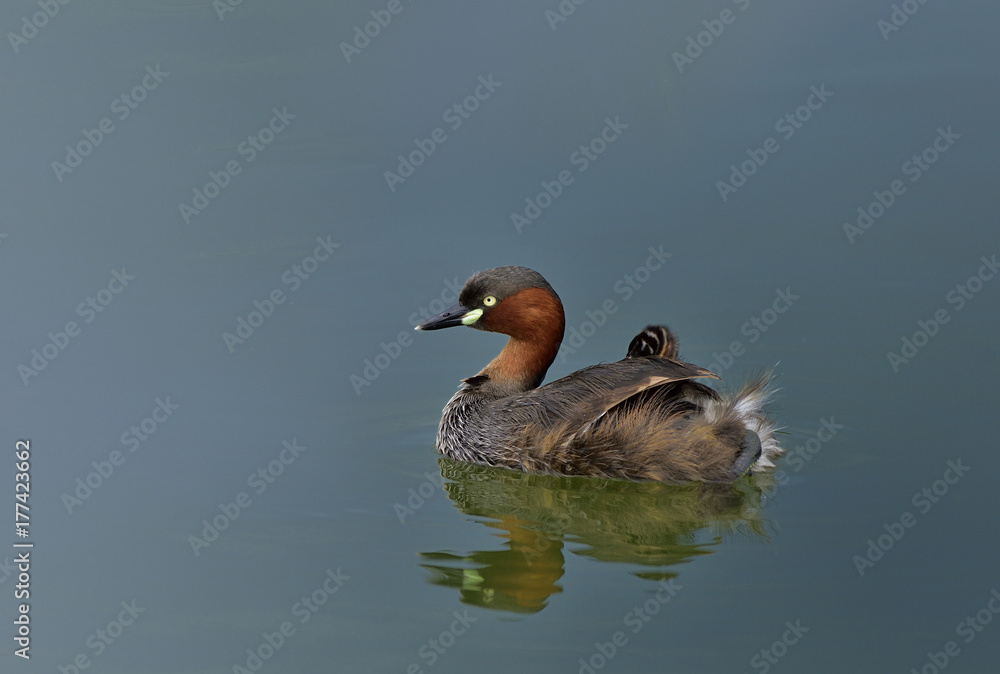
[340,0,414,63]
[383,74,501,192]
[556,245,671,363]
[519,515,573,567]
[577,580,682,673]
[671,0,752,73]
[745,619,809,673]
[511,115,629,233]
[0,555,18,587]
[394,471,447,524]
[351,277,463,395]
[886,253,996,372]
[544,0,594,31]
[18,268,136,386]
[213,0,246,21]
[223,236,338,353]
[716,84,833,202]
[231,567,349,674]
[407,608,478,673]
[178,106,295,224]
[56,600,145,674]
[706,287,798,375]
[7,0,74,55]
[853,458,970,576]
[407,278,464,329]
[61,397,179,515]
[773,416,844,485]
[907,587,999,674]
[50,65,169,182]
[187,439,307,556]
[12,550,31,659]
[877,0,932,41]
[843,126,960,243]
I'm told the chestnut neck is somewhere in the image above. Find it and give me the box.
[478,287,565,393]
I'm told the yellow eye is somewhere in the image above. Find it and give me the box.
[483,296,497,307]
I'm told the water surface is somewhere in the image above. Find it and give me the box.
[2,1,998,672]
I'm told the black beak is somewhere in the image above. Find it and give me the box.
[414,302,479,331]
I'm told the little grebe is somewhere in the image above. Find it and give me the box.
[415,266,782,483]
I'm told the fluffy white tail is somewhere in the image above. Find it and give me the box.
[705,370,783,470]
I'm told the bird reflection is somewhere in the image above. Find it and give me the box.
[420,457,773,614]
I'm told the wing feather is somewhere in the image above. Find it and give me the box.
[502,357,718,429]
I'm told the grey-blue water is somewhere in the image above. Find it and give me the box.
[2,1,998,672]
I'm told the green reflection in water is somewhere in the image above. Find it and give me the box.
[421,457,774,615]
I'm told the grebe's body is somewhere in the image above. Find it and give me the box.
[415,266,781,483]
